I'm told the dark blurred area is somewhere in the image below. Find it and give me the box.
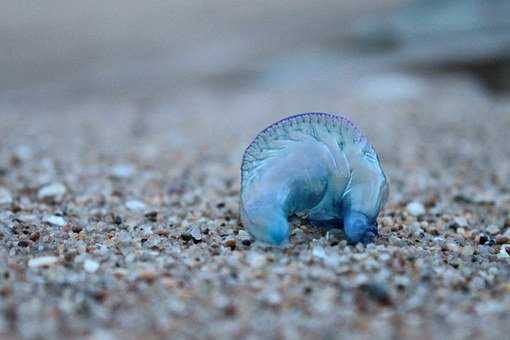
[2,0,510,103]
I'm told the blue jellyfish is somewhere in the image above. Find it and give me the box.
[240,113,388,245]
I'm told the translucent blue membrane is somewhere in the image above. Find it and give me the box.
[240,113,388,245]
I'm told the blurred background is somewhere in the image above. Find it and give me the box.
[2,0,510,156]
[2,0,510,100]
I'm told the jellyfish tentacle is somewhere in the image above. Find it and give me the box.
[240,197,290,246]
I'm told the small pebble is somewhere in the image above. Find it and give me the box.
[84,259,100,273]
[114,215,123,225]
[144,211,159,221]
[406,202,425,217]
[495,235,509,245]
[224,238,236,250]
[37,183,67,203]
[125,200,146,212]
[461,245,474,257]
[487,224,500,235]
[479,234,489,245]
[29,231,40,242]
[326,228,344,241]
[389,235,406,247]
[238,230,252,246]
[189,225,202,242]
[28,256,59,268]
[246,252,266,268]
[359,282,393,306]
[180,231,192,242]
[238,230,251,239]
[312,245,327,259]
[44,215,66,227]
[452,216,468,228]
[155,228,169,237]
[496,245,510,260]
[261,290,282,306]
[71,225,83,233]
[18,240,30,247]
[110,164,135,179]
[137,270,158,283]
[381,216,393,227]
[446,242,459,253]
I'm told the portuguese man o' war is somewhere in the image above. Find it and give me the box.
[240,113,389,245]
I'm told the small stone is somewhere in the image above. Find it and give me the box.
[426,224,440,236]
[406,202,425,217]
[137,270,158,284]
[223,303,237,317]
[359,282,393,306]
[495,235,509,245]
[394,276,411,290]
[497,245,510,260]
[125,200,146,212]
[452,216,468,228]
[246,252,266,267]
[44,215,66,227]
[180,231,192,242]
[446,242,459,252]
[238,230,251,239]
[189,225,202,242]
[110,164,135,179]
[144,211,159,221]
[37,183,67,203]
[155,228,169,237]
[326,228,344,241]
[84,259,100,273]
[261,290,282,306]
[18,240,30,247]
[0,187,13,206]
[224,238,236,250]
[118,230,132,244]
[71,225,83,233]
[389,235,406,247]
[292,227,305,242]
[114,215,123,225]
[312,245,327,259]
[29,231,40,242]
[487,224,500,235]
[461,245,474,257]
[381,216,393,227]
[479,234,489,245]
[238,230,252,246]
[145,235,161,249]
[28,256,59,268]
